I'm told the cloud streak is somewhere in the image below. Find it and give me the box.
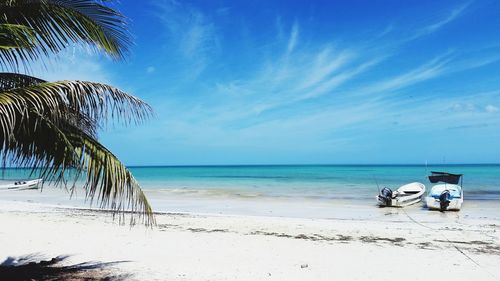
[406,2,471,41]
[154,0,219,77]
[421,2,471,34]
[286,21,299,54]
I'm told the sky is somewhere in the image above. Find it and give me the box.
[34,0,500,165]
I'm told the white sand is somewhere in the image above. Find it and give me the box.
[1,194,500,280]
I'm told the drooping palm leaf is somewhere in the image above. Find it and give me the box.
[10,111,154,225]
[0,0,130,70]
[0,23,37,71]
[4,115,154,224]
[0,71,44,90]
[0,73,152,137]
[0,73,154,224]
[0,23,36,49]
[70,127,154,225]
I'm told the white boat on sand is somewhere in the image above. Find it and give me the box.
[425,172,463,211]
[0,179,43,190]
[377,182,426,207]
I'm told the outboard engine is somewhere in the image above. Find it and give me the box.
[439,190,451,211]
[378,187,393,206]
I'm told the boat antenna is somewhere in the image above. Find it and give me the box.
[424,160,429,181]
[373,175,381,194]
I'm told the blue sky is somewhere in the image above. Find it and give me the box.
[35,0,500,165]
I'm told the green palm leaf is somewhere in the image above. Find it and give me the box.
[0,73,152,136]
[0,0,130,70]
[0,23,36,49]
[0,73,154,224]
[0,72,44,90]
[2,109,154,225]
[0,23,37,71]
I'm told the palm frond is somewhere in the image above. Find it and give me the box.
[0,23,36,49]
[0,0,130,70]
[0,73,153,137]
[0,23,37,71]
[0,73,154,224]
[1,108,154,225]
[70,127,154,225]
[0,71,45,90]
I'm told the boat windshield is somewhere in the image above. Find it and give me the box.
[428,171,462,185]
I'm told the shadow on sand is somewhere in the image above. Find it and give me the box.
[0,254,132,281]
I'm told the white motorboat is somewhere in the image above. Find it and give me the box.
[425,172,463,211]
[0,178,43,190]
[377,182,426,207]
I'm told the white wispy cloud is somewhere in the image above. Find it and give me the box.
[450,53,500,72]
[210,43,371,116]
[350,46,500,99]
[421,2,471,34]
[485,105,499,113]
[389,90,500,133]
[154,0,219,77]
[405,2,471,41]
[356,54,452,96]
[296,47,353,90]
[287,21,299,54]
[299,57,383,100]
[275,16,285,41]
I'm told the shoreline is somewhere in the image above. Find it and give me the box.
[2,187,500,220]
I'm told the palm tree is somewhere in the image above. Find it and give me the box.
[0,1,154,225]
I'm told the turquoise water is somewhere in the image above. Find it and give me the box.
[2,165,500,200]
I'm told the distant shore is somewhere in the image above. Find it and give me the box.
[1,190,499,280]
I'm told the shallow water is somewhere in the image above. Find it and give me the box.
[1,164,499,201]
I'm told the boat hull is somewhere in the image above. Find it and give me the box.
[0,179,43,190]
[376,182,426,207]
[425,184,463,211]
[425,197,463,211]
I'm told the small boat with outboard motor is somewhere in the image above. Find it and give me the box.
[0,178,43,190]
[425,171,463,211]
[377,182,426,207]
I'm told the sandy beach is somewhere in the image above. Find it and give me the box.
[1,189,499,281]
[1,0,499,280]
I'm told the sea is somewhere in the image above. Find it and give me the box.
[1,164,499,201]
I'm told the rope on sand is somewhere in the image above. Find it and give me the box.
[401,208,498,281]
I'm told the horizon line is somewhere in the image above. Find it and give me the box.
[127,163,500,168]
[2,163,500,169]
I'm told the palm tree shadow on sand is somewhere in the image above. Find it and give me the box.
[0,254,132,281]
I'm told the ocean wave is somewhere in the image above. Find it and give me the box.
[193,175,345,180]
[145,187,377,201]
[465,189,500,195]
[194,175,291,179]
